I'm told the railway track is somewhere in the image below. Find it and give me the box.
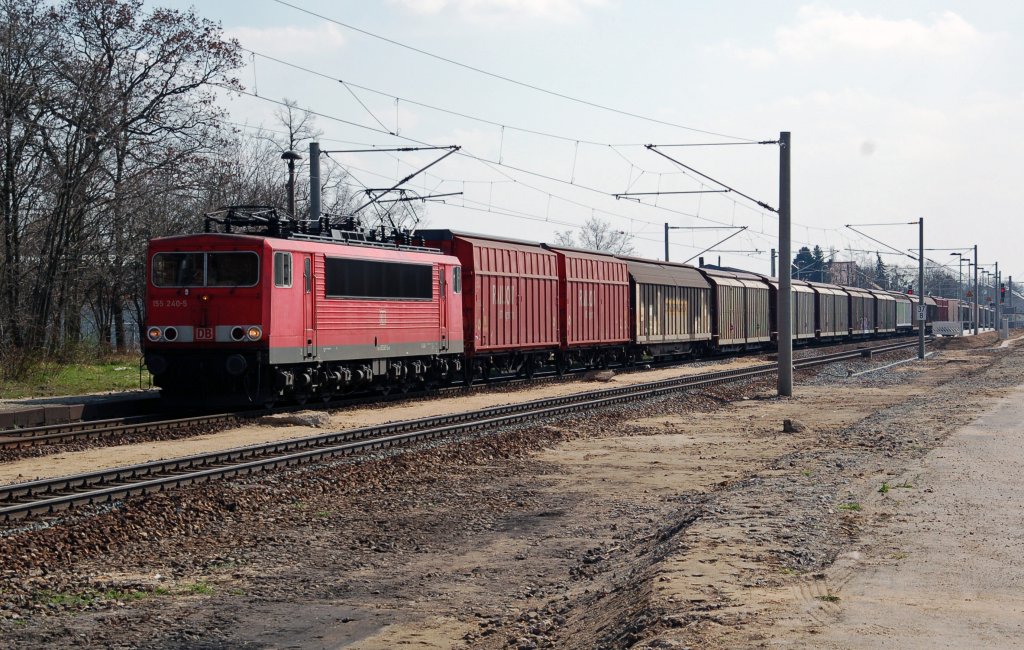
[0,337,923,451]
[0,339,923,522]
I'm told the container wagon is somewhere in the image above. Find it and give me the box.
[846,287,876,336]
[698,268,771,349]
[620,258,713,359]
[870,289,897,334]
[543,245,631,370]
[808,281,850,340]
[889,291,914,333]
[420,230,559,379]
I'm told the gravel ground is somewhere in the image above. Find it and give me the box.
[0,335,1012,648]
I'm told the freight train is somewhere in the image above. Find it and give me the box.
[143,207,940,405]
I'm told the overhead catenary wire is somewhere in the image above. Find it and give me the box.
[845,225,919,262]
[645,144,778,213]
[242,47,651,149]
[214,89,843,255]
[269,0,759,142]
[229,48,836,234]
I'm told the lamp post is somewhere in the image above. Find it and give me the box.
[951,252,963,302]
[281,150,302,217]
[964,259,973,327]
[982,269,990,328]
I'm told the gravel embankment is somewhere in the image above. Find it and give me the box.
[0,336,1013,648]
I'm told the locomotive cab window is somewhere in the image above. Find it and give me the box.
[152,251,259,288]
[274,252,293,287]
[152,252,205,287]
[324,257,432,300]
[207,252,259,287]
[453,267,462,293]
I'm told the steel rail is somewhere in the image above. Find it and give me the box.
[0,413,244,450]
[0,336,925,448]
[0,339,924,521]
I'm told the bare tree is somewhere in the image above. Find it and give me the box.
[554,216,634,255]
[0,0,53,352]
[0,0,242,355]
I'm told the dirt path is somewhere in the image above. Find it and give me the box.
[0,358,765,485]
[771,385,1024,649]
[2,337,1022,648]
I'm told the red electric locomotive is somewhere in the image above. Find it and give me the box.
[144,207,464,405]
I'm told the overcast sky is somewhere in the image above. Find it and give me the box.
[150,0,1023,285]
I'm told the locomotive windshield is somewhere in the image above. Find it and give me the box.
[152,251,259,288]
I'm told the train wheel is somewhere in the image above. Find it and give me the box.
[555,356,568,377]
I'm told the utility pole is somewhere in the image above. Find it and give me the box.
[778,132,793,397]
[974,245,979,335]
[918,217,925,359]
[995,262,1000,332]
[308,142,321,233]
[664,223,669,261]
[771,248,777,277]
[281,150,302,217]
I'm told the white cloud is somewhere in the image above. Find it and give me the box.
[388,0,608,23]
[724,6,984,65]
[226,24,347,56]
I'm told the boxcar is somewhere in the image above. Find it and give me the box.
[846,287,876,336]
[699,268,771,349]
[890,291,914,332]
[934,297,962,323]
[807,281,850,339]
[762,277,815,341]
[870,289,897,334]
[923,296,939,331]
[544,245,631,368]
[620,258,712,358]
[419,229,559,378]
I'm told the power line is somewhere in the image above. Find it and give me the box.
[270,0,758,142]
[218,89,841,252]
[226,51,831,234]
[242,47,650,148]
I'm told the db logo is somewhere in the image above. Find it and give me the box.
[196,327,214,341]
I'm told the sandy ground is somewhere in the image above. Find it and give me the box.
[0,357,765,485]
[3,335,1022,648]
[768,386,1024,649]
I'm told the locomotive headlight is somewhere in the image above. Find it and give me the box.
[147,327,162,342]
[246,326,263,341]
[230,326,246,341]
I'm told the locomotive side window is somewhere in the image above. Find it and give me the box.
[152,252,205,287]
[453,267,462,294]
[207,252,259,287]
[274,252,293,287]
[324,257,432,300]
